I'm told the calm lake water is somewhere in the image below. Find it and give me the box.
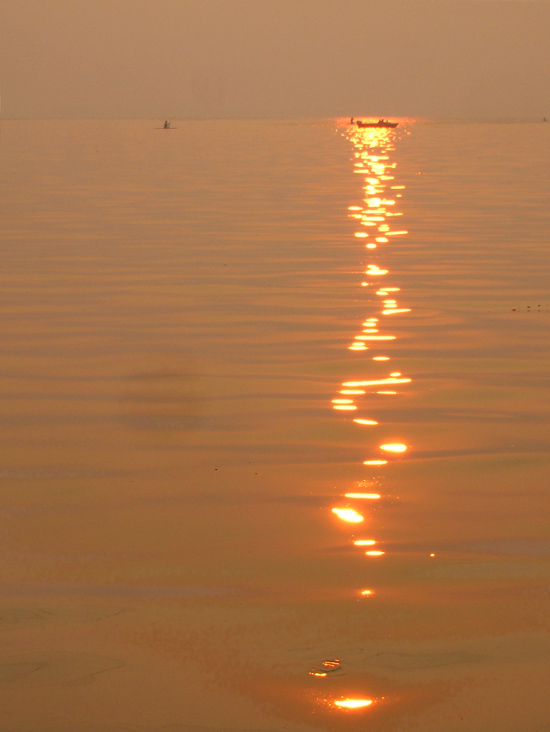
[0,118,549,732]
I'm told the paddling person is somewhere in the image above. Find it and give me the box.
[163,120,170,129]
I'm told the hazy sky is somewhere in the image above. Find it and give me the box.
[1,0,549,119]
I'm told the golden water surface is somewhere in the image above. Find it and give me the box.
[0,119,549,732]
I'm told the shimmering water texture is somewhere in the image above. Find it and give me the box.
[0,119,548,732]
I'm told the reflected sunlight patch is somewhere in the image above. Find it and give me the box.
[334,699,374,709]
[332,508,364,523]
[380,443,407,453]
[345,492,381,499]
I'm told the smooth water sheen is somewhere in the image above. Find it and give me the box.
[0,119,548,732]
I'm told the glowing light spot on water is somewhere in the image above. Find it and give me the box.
[353,419,378,425]
[340,390,365,395]
[332,399,354,404]
[333,404,358,409]
[366,550,385,556]
[386,230,408,236]
[390,372,401,377]
[377,391,397,394]
[355,232,368,238]
[373,356,390,361]
[383,308,411,315]
[332,508,364,523]
[380,443,407,453]
[348,206,362,210]
[363,460,388,466]
[376,237,389,243]
[360,589,374,596]
[391,185,405,189]
[334,699,373,709]
[366,243,377,248]
[355,335,396,341]
[345,493,381,499]
[354,539,376,546]
[343,378,410,386]
[365,268,389,276]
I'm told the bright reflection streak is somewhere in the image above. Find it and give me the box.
[380,443,407,452]
[332,508,364,523]
[386,230,408,236]
[390,372,401,376]
[354,232,368,238]
[353,418,378,425]
[349,344,367,351]
[362,328,379,333]
[366,550,385,556]
[332,399,354,404]
[360,589,374,596]
[334,700,373,709]
[377,390,397,394]
[383,308,411,314]
[345,492,381,499]
[372,356,390,361]
[333,404,358,410]
[355,335,396,341]
[376,237,388,243]
[366,243,377,248]
[343,378,410,386]
[348,206,362,210]
[340,389,365,395]
[363,460,388,466]
[354,539,376,546]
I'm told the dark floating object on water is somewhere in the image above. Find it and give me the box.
[351,117,398,128]
[157,120,177,129]
[309,659,342,677]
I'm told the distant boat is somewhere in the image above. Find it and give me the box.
[355,119,398,128]
[157,120,177,129]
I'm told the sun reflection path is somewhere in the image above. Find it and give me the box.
[318,121,414,708]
